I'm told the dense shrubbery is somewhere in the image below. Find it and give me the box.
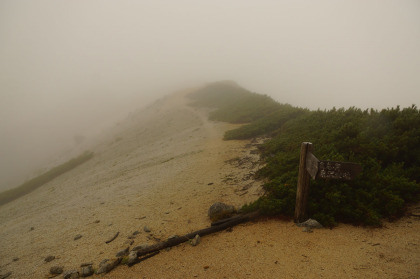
[0,151,94,206]
[190,81,420,226]
[189,81,282,123]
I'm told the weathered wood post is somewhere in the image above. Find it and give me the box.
[294,142,312,223]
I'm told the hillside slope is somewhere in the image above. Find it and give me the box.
[0,86,418,279]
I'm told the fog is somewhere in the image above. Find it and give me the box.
[1,0,419,191]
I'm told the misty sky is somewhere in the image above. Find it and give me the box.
[1,0,419,190]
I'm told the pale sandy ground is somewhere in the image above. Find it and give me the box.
[0,90,419,279]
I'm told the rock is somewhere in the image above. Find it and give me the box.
[50,266,64,275]
[12,257,19,262]
[115,247,129,257]
[132,230,140,235]
[80,262,93,267]
[44,255,55,263]
[132,244,150,252]
[302,227,313,233]
[208,202,236,222]
[296,219,323,229]
[127,251,138,266]
[0,272,12,279]
[74,234,82,241]
[190,234,201,246]
[80,265,94,277]
[96,258,121,274]
[63,270,79,279]
[143,226,151,233]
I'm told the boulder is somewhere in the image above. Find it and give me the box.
[296,219,323,229]
[208,202,236,222]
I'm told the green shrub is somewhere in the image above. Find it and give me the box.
[191,82,420,226]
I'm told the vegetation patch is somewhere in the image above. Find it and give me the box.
[190,81,420,226]
[0,151,94,206]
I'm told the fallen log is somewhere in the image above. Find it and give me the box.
[136,211,259,258]
[211,214,246,227]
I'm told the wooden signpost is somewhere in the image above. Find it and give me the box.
[294,142,362,223]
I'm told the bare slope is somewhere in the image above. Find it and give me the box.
[0,89,262,278]
[0,89,418,279]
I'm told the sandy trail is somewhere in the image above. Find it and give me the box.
[0,91,419,279]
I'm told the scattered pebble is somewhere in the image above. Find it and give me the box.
[190,235,201,246]
[49,266,63,275]
[143,226,151,233]
[74,234,82,241]
[63,270,79,279]
[80,265,94,277]
[12,257,19,262]
[127,251,139,266]
[115,247,129,257]
[96,258,121,274]
[44,255,55,263]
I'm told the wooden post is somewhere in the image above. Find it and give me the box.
[294,142,312,223]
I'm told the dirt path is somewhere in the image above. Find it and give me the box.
[0,90,419,279]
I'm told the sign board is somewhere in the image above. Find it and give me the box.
[306,152,361,180]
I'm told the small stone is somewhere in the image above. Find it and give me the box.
[132,244,150,252]
[80,265,94,277]
[127,251,138,266]
[80,262,93,267]
[190,235,201,246]
[143,226,151,233]
[50,266,63,275]
[115,247,129,257]
[74,234,82,241]
[96,258,121,274]
[132,231,140,235]
[94,220,100,223]
[12,257,19,262]
[0,272,12,279]
[30,227,34,231]
[44,255,55,263]
[63,270,79,279]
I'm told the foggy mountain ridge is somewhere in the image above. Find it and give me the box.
[1,0,419,194]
